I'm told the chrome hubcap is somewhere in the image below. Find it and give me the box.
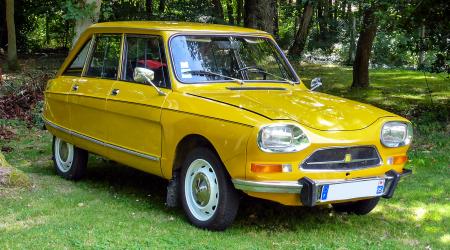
[192,173,211,206]
[54,137,74,173]
[185,159,219,221]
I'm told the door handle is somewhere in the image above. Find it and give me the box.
[111,89,120,96]
[72,85,79,91]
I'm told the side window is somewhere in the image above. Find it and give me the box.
[85,34,122,79]
[63,38,92,76]
[123,36,169,88]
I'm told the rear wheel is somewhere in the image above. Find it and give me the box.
[332,197,380,215]
[180,147,239,231]
[52,136,88,180]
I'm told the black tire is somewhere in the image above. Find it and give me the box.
[332,197,380,215]
[52,136,88,180]
[180,147,240,231]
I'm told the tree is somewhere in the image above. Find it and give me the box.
[346,2,357,65]
[351,4,378,88]
[288,1,314,56]
[159,0,166,14]
[244,0,258,29]
[211,0,224,22]
[244,0,276,34]
[236,0,243,25]
[5,0,19,71]
[65,0,102,47]
[226,0,234,25]
[146,0,153,19]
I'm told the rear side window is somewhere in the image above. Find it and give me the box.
[85,35,122,79]
[63,38,92,76]
[123,36,169,88]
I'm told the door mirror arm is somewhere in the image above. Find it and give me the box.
[133,67,166,96]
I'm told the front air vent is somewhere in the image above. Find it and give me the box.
[300,146,382,171]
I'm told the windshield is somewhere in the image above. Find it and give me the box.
[170,35,298,84]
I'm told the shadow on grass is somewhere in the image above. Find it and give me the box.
[7,146,449,248]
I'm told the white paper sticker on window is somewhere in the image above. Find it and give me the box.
[180,61,189,69]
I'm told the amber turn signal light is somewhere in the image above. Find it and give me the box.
[387,155,408,165]
[393,155,408,165]
[251,163,282,173]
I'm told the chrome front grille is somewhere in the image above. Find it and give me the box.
[300,146,382,171]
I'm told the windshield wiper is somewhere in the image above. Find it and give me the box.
[236,66,295,85]
[184,70,244,85]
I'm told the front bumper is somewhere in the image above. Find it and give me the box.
[232,169,412,206]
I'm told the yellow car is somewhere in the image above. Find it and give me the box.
[43,21,412,230]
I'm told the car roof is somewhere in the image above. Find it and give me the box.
[90,21,268,34]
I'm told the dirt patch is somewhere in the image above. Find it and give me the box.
[0,125,16,141]
[0,167,12,186]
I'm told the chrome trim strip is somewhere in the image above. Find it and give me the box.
[299,145,383,172]
[232,179,303,193]
[44,118,160,162]
[233,176,387,194]
[234,171,411,199]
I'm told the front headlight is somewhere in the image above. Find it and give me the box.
[381,121,413,147]
[257,124,310,153]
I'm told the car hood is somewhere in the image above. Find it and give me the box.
[187,88,395,131]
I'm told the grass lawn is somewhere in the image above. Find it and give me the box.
[1,65,449,249]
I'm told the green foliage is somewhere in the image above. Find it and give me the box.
[372,31,415,67]
[31,100,44,128]
[62,0,98,21]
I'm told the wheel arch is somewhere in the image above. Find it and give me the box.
[172,134,225,176]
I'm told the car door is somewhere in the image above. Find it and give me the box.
[69,34,122,156]
[44,37,92,137]
[105,35,170,176]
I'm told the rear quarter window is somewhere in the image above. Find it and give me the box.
[63,38,92,77]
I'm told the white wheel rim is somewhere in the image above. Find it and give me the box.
[185,159,219,221]
[54,137,74,173]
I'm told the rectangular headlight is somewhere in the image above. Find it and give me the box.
[381,122,413,147]
[257,124,310,153]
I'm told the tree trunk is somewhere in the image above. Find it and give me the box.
[244,0,258,29]
[226,0,234,24]
[244,0,275,34]
[288,1,314,56]
[146,0,153,19]
[0,0,7,49]
[418,24,425,69]
[273,0,279,40]
[6,0,19,71]
[211,0,224,21]
[258,0,275,34]
[236,0,243,25]
[346,2,356,65]
[159,0,166,14]
[351,6,378,89]
[72,0,102,48]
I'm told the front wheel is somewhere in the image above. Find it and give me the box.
[332,197,380,215]
[52,136,88,180]
[180,147,239,231]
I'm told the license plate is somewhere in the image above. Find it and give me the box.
[320,179,385,202]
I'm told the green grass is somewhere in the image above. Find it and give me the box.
[1,65,449,249]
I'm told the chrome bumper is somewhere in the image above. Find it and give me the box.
[232,169,412,206]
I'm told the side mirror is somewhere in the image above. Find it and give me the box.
[133,67,155,84]
[310,77,322,91]
[133,67,166,96]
